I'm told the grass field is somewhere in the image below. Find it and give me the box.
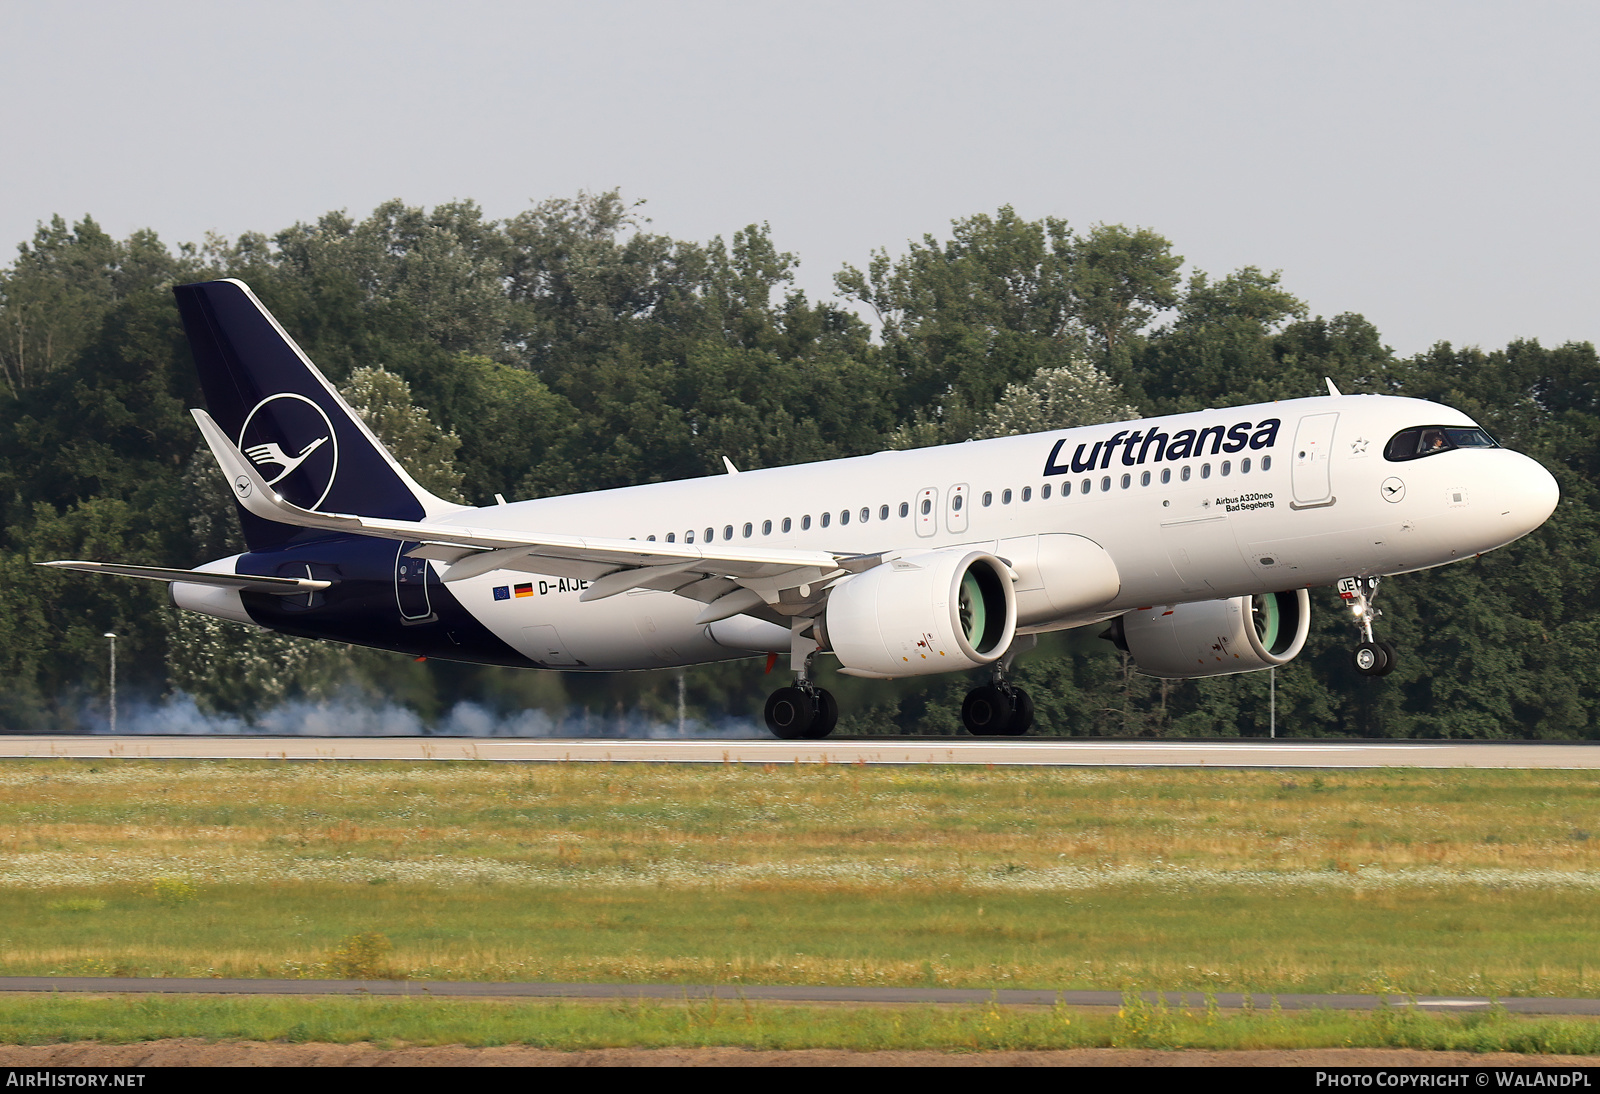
[4,994,1600,1055]
[2,759,1599,999]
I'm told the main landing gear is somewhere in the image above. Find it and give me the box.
[763,683,838,740]
[1340,576,1398,677]
[764,633,837,739]
[961,637,1035,736]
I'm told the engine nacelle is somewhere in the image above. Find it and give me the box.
[822,550,1017,678]
[1110,589,1310,679]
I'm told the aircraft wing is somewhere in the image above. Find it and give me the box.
[38,560,331,596]
[194,409,869,623]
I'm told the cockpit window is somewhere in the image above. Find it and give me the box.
[1384,426,1498,461]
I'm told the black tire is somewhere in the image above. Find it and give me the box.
[805,688,839,739]
[764,687,816,739]
[1352,641,1390,677]
[962,685,1014,736]
[1009,688,1035,735]
[1375,640,1398,677]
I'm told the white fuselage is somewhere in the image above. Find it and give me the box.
[381,393,1558,671]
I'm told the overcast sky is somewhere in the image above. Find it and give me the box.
[2,0,1595,356]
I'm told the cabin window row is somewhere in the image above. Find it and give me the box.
[638,456,1276,541]
[644,502,916,542]
[980,456,1272,505]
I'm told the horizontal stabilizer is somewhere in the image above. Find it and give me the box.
[38,560,331,596]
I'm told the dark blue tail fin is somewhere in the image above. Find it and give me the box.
[174,279,456,551]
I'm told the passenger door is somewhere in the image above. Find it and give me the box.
[1291,413,1339,508]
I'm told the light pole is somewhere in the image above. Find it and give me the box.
[103,632,117,734]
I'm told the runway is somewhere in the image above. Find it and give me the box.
[3,735,1599,768]
[1,976,1598,1015]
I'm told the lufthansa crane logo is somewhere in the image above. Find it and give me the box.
[238,393,339,510]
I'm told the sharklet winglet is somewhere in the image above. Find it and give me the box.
[193,408,362,534]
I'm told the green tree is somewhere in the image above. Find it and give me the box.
[0,217,120,396]
[973,356,1140,439]
[340,365,466,502]
[836,206,1083,437]
[1127,266,1307,413]
[1071,223,1184,362]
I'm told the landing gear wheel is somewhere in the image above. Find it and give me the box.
[1009,688,1035,735]
[962,685,1015,736]
[1377,640,1398,676]
[804,688,838,739]
[1341,576,1396,678]
[764,687,816,739]
[1352,641,1391,677]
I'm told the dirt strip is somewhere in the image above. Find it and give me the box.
[2,1042,1599,1066]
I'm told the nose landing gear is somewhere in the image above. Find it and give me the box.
[1340,576,1397,677]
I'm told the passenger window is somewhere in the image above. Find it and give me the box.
[802,515,812,530]
[781,518,791,533]
[982,491,993,506]
[1181,466,1192,482]
[1140,471,1150,486]
[1120,473,1131,489]
[860,507,870,523]
[647,535,656,541]
[879,505,889,520]
[706,527,714,543]
[821,512,831,528]
[899,502,910,518]
[1021,486,1032,502]
[1081,478,1091,494]
[1161,468,1171,484]
[666,532,675,543]
[1262,455,1273,471]
[1242,458,1251,473]
[686,530,695,544]
[1002,489,1013,504]
[1201,464,1211,479]
[840,510,850,525]
[762,520,772,535]
[724,525,734,540]
[743,522,753,538]
[1221,460,1231,476]
[1041,483,1052,499]
[1100,476,1111,492]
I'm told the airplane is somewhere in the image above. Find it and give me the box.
[44,279,1561,738]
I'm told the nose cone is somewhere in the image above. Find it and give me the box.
[1507,452,1560,538]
